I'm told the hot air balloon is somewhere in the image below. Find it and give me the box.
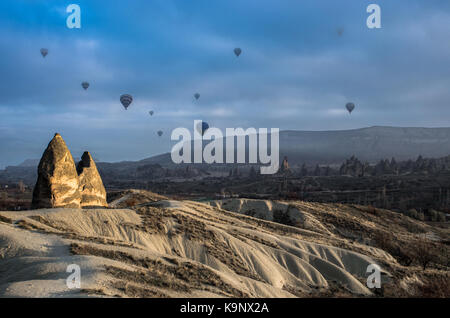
[194,93,200,100]
[196,121,209,136]
[81,82,89,90]
[157,130,163,137]
[149,110,154,116]
[234,48,242,57]
[120,94,133,110]
[346,102,355,114]
[40,48,48,58]
[337,28,344,36]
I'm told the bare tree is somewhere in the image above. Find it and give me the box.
[415,240,435,271]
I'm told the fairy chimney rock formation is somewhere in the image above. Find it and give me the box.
[281,156,290,172]
[32,133,82,208]
[77,151,108,207]
[32,133,108,209]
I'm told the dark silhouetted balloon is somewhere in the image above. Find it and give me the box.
[40,48,48,58]
[194,93,200,100]
[346,102,355,114]
[120,94,133,110]
[157,130,163,137]
[149,110,154,116]
[196,121,209,136]
[234,48,242,57]
[81,82,89,90]
[337,28,344,36]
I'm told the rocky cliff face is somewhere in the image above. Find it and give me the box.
[31,134,107,209]
[77,151,108,207]
[32,133,82,208]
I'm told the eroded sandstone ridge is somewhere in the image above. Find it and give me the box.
[77,151,108,207]
[31,133,107,209]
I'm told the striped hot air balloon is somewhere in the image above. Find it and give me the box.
[196,121,209,136]
[40,48,48,58]
[120,94,133,110]
[346,102,355,114]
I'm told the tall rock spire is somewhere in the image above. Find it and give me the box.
[281,156,290,172]
[77,151,108,207]
[32,133,81,208]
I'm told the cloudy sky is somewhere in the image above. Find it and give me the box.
[0,0,449,168]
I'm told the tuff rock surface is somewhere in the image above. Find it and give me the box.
[32,133,107,209]
[77,151,108,207]
[32,133,82,208]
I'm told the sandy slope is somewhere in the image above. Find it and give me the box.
[0,200,388,298]
[1,197,446,298]
[108,189,168,208]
